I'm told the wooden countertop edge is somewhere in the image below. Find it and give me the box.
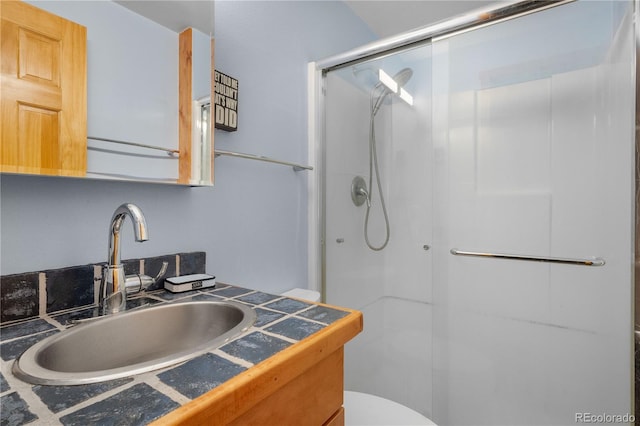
[152,306,363,426]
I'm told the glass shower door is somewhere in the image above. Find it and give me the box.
[323,44,435,417]
[431,1,635,424]
[322,1,635,424]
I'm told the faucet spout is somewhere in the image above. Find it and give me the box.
[101,203,148,315]
[107,203,148,267]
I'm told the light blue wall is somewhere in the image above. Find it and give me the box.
[0,1,374,295]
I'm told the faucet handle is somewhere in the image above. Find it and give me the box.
[125,261,169,295]
[152,261,169,282]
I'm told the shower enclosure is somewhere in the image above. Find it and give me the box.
[312,1,636,425]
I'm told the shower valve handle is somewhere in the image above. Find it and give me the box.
[351,176,371,208]
[358,187,371,207]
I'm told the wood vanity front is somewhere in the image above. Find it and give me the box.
[154,304,363,426]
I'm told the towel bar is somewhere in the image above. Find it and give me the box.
[450,248,605,267]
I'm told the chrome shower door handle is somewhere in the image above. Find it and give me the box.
[450,248,605,267]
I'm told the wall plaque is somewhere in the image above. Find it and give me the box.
[214,70,238,132]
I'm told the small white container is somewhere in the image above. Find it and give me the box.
[164,274,216,293]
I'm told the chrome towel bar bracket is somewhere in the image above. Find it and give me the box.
[450,248,605,267]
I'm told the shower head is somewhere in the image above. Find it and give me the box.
[372,67,413,115]
[392,68,413,88]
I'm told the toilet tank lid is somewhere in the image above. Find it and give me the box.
[281,288,321,302]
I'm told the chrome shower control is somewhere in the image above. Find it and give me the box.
[351,176,370,207]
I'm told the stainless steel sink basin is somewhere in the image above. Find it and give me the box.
[13,300,256,386]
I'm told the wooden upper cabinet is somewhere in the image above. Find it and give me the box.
[1,1,87,177]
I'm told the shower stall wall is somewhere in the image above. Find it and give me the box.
[314,1,636,425]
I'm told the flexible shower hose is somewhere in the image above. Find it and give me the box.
[364,88,391,251]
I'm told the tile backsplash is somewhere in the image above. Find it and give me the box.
[0,252,206,324]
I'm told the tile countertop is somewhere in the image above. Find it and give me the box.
[0,283,361,426]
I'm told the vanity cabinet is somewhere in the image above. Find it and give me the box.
[154,306,363,426]
[226,348,344,426]
[0,0,87,177]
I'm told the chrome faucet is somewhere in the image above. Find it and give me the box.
[100,203,149,315]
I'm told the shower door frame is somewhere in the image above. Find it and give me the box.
[309,0,639,412]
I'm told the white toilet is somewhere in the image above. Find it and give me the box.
[281,287,322,302]
[343,391,436,426]
[281,288,437,426]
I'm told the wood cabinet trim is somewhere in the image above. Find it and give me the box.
[228,348,344,426]
[324,407,345,426]
[178,28,192,185]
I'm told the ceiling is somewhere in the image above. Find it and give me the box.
[114,1,498,41]
[115,1,214,34]
[344,0,498,38]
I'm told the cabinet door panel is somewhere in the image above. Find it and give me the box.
[17,104,59,171]
[18,28,61,85]
[1,1,86,176]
